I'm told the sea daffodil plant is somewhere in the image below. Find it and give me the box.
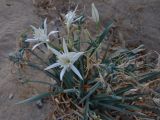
[11,3,160,120]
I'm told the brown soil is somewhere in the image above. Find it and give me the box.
[0,0,160,120]
[0,0,51,120]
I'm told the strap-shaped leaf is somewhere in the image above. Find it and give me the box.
[86,21,113,56]
[139,71,160,83]
[98,112,114,120]
[98,21,113,44]
[24,80,56,87]
[17,88,80,104]
[83,98,89,120]
[79,82,101,104]
[98,103,147,118]
[116,103,141,111]
[16,92,55,104]
[63,71,73,89]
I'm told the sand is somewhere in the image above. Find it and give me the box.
[0,0,160,120]
[0,0,50,120]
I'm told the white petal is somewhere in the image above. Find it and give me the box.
[32,42,44,50]
[44,63,60,70]
[60,67,67,81]
[30,25,37,31]
[25,38,38,42]
[67,52,76,59]
[44,18,47,34]
[63,39,68,53]
[48,31,59,37]
[70,65,83,80]
[71,52,84,63]
[48,46,61,56]
[74,5,78,13]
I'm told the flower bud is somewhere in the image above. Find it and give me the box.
[91,3,99,23]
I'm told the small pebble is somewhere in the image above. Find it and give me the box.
[36,100,43,109]
[6,3,12,6]
[9,93,14,100]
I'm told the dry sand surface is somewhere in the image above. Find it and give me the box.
[73,0,160,51]
[0,0,50,120]
[0,0,160,120]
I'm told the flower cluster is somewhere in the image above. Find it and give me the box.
[25,18,58,50]
[25,6,86,81]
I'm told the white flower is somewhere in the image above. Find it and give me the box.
[65,5,78,32]
[45,39,84,81]
[91,3,99,23]
[25,18,58,50]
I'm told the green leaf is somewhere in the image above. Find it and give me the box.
[63,88,80,97]
[98,112,114,120]
[114,85,133,95]
[79,78,84,97]
[116,104,141,111]
[98,103,129,113]
[63,71,73,89]
[139,71,160,83]
[86,21,113,57]
[23,80,56,87]
[98,21,113,44]
[92,94,122,101]
[98,103,147,117]
[16,92,55,104]
[98,103,147,118]
[79,82,101,104]
[16,88,79,105]
[84,98,90,120]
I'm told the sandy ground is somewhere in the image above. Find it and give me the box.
[73,0,160,51]
[0,0,160,120]
[0,0,51,120]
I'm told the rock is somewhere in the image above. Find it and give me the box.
[36,100,43,109]
[9,93,14,100]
